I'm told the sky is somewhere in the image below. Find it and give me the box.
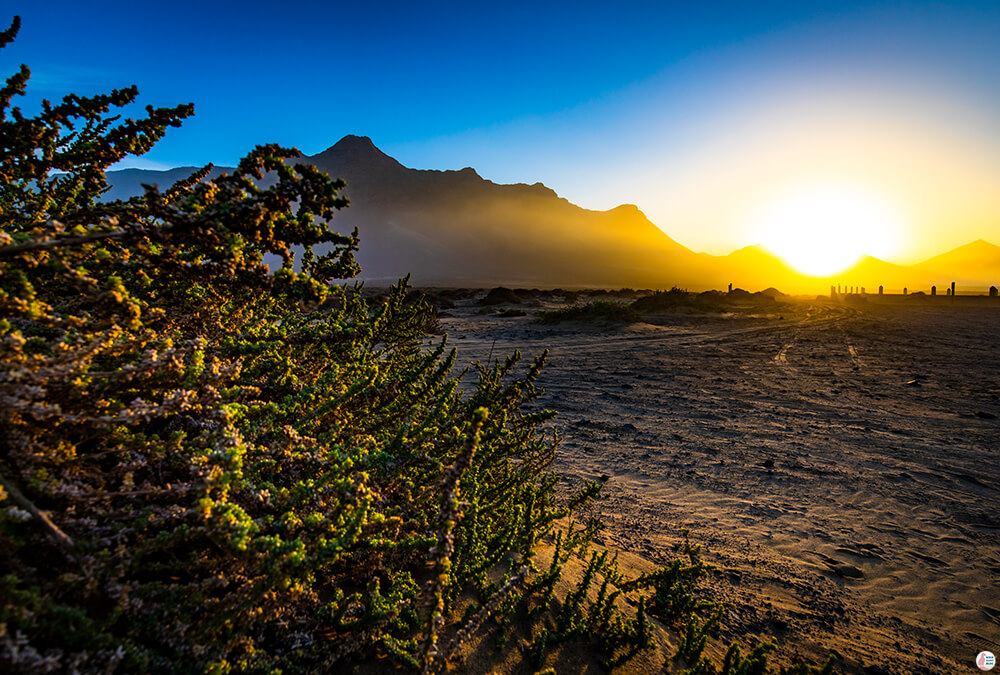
[5,1,1000,263]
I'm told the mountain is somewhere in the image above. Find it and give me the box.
[102,166,231,202]
[715,244,992,295]
[717,245,804,290]
[300,135,701,287]
[912,239,1000,286]
[813,254,918,294]
[104,137,1000,292]
[106,136,701,287]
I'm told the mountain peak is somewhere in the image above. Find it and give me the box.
[309,135,403,170]
[946,238,999,253]
[609,203,652,221]
[332,134,377,151]
[917,237,1000,273]
[612,203,640,213]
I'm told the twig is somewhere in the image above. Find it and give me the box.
[0,229,130,256]
[420,411,485,674]
[0,468,73,548]
[431,563,531,672]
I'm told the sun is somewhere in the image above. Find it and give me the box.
[747,184,903,277]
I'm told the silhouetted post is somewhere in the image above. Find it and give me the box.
[837,284,841,294]
[951,281,956,297]
[903,287,908,296]
[728,283,732,293]
[931,285,936,296]
[878,285,884,295]
[990,286,998,297]
[830,285,836,298]
[861,287,865,295]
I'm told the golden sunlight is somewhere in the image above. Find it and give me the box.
[748,185,903,277]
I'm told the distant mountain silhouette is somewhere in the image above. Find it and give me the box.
[105,137,1000,293]
[718,245,801,288]
[102,166,230,202]
[299,135,701,287]
[913,239,1000,285]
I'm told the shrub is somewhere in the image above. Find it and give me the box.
[0,17,646,672]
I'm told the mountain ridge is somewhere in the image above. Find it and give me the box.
[104,136,999,292]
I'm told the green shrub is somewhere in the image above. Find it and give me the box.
[0,17,644,672]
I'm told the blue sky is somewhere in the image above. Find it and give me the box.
[5,1,1000,259]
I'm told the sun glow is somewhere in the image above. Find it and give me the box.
[747,185,903,277]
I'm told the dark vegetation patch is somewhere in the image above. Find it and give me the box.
[478,286,525,305]
[537,300,643,325]
[631,287,785,316]
[633,288,728,313]
[550,288,580,304]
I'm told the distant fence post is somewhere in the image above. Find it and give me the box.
[830,285,836,298]
[951,281,956,297]
[931,285,936,296]
[903,287,908,296]
[878,285,884,295]
[990,286,998,297]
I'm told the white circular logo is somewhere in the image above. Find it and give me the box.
[978,651,996,671]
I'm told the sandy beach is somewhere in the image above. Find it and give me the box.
[429,290,1000,674]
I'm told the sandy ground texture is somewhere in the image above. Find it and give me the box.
[422,289,1000,674]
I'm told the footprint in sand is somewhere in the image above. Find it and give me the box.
[904,549,950,568]
[773,343,791,365]
[803,550,866,579]
[847,344,863,368]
